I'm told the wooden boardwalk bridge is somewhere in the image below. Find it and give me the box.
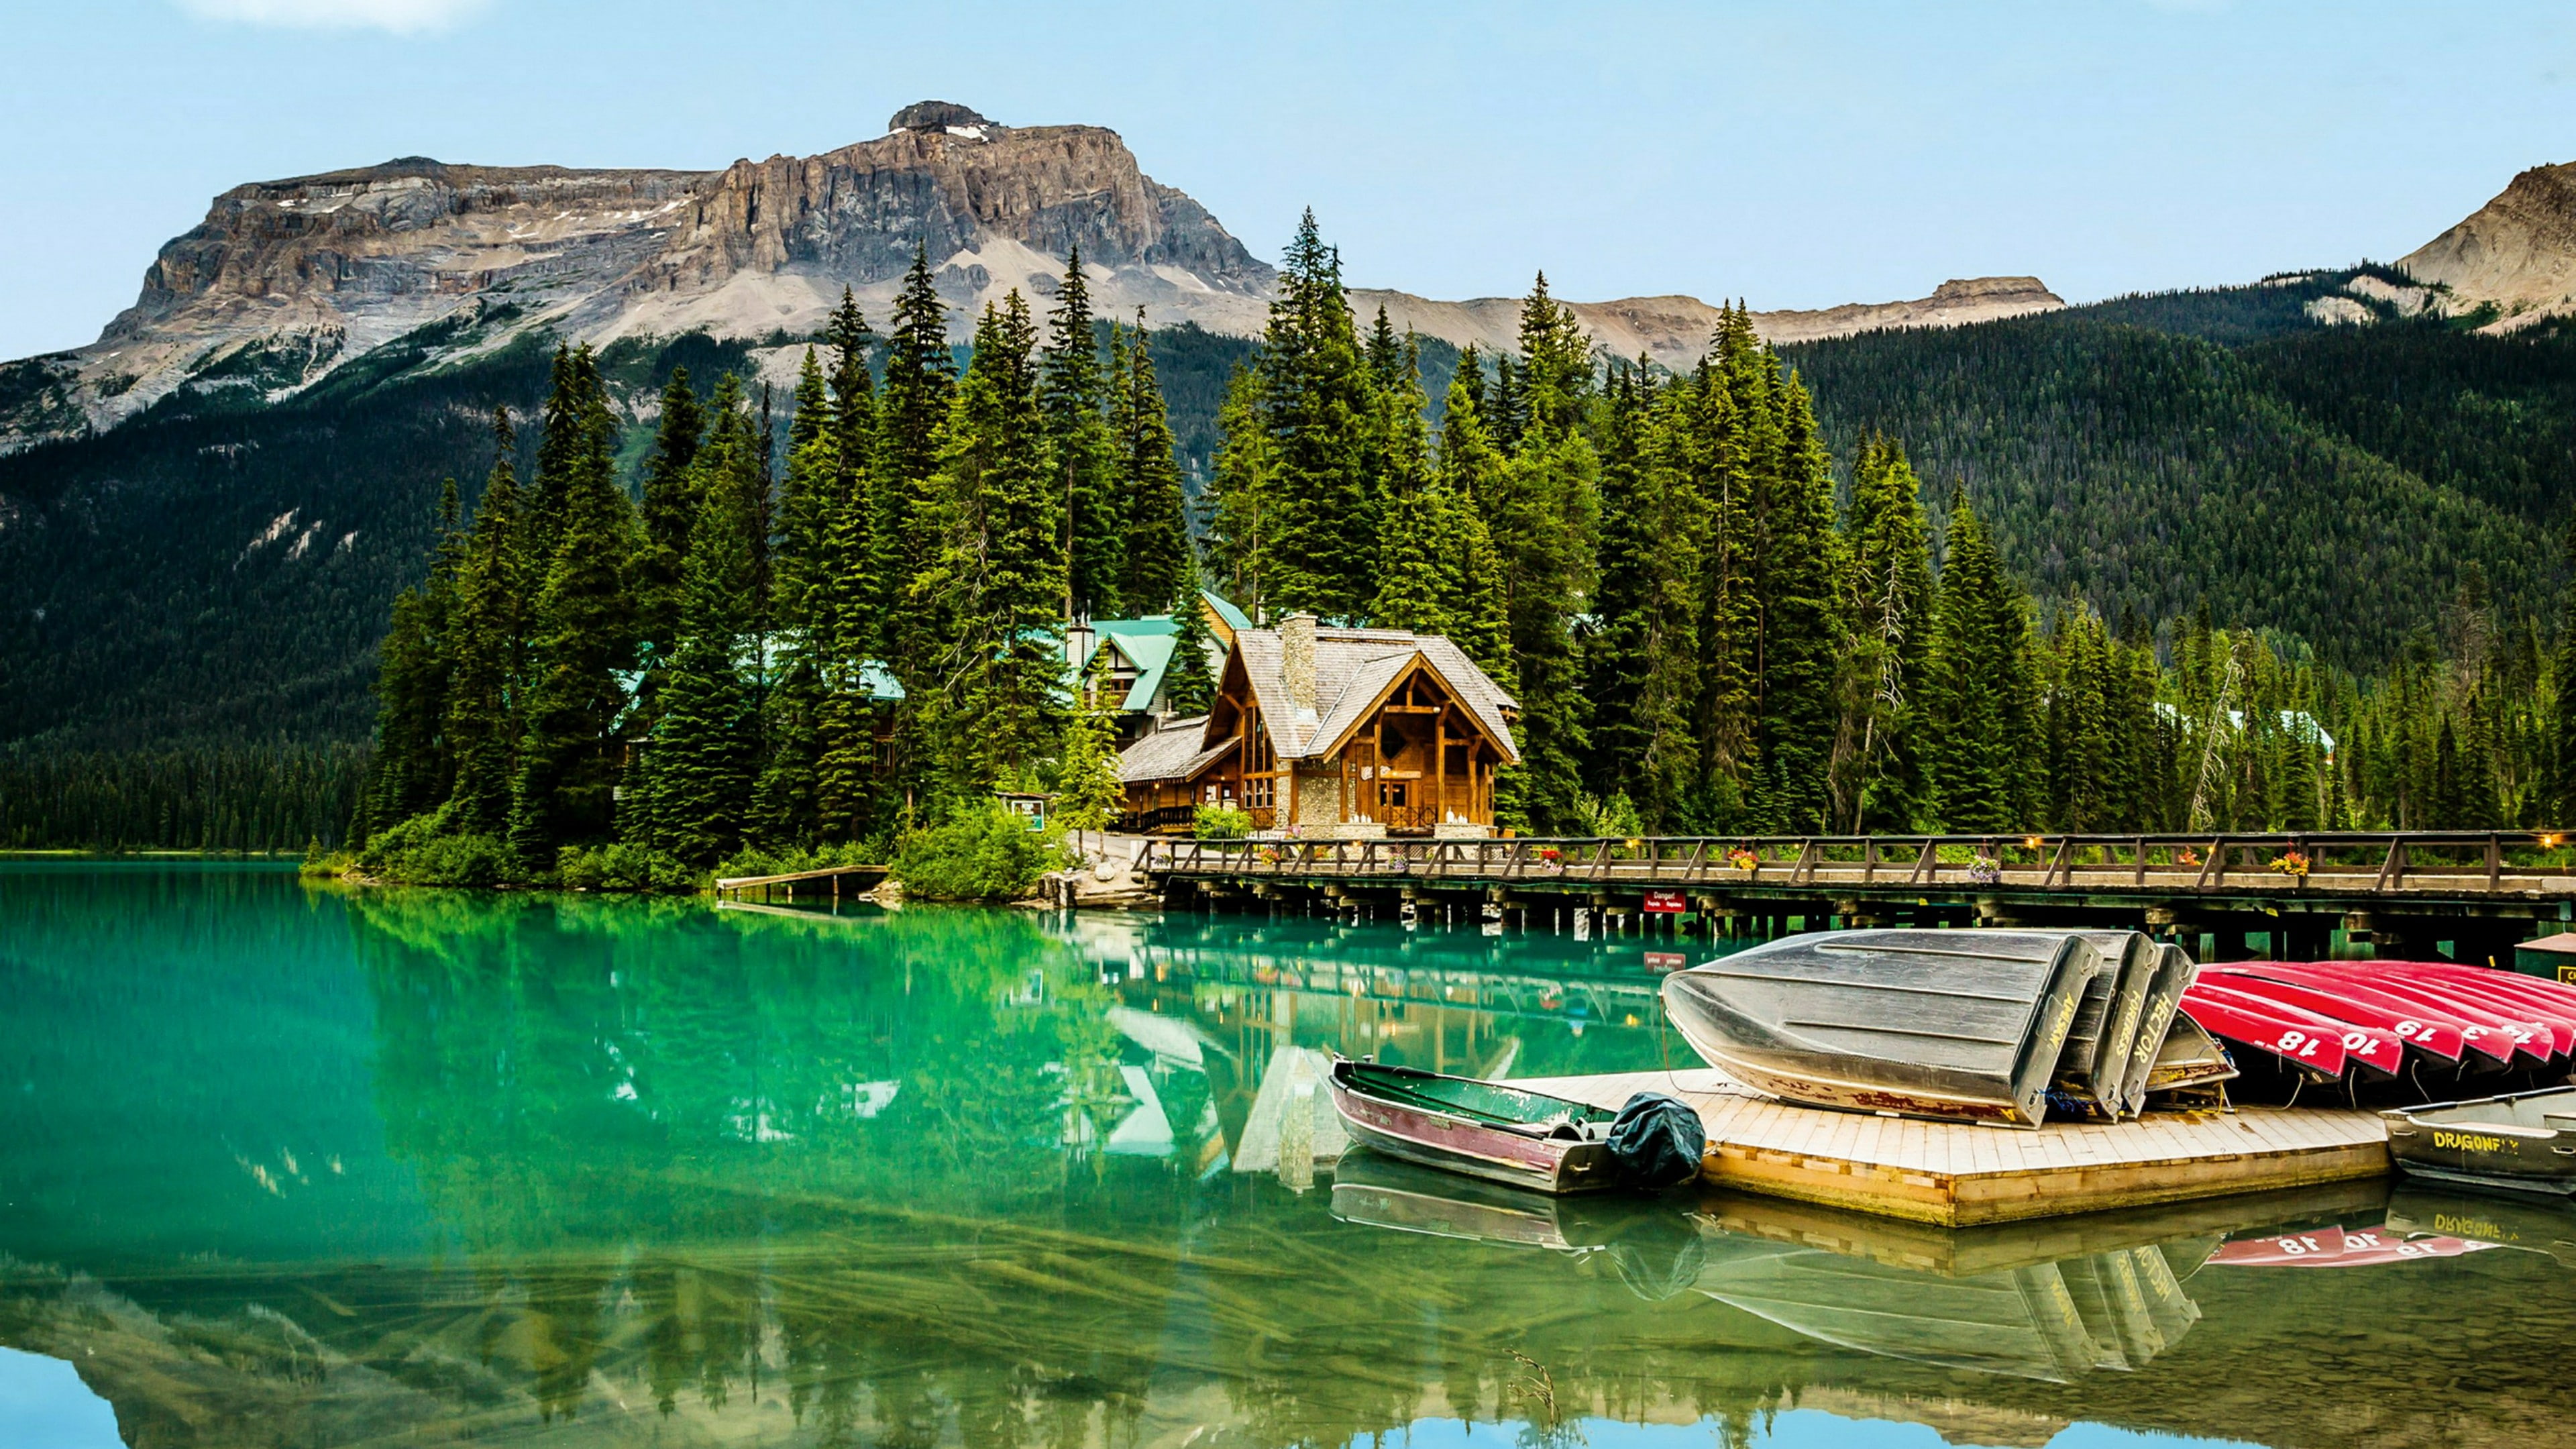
[1139,830,2576,964]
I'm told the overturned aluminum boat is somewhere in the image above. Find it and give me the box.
[2056,930,2162,1116]
[1660,930,2105,1128]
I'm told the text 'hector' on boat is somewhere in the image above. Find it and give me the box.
[1658,929,2222,1128]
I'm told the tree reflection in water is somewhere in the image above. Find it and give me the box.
[4,869,2575,1448]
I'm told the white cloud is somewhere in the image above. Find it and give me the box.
[175,0,493,34]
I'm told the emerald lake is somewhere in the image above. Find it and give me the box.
[3,862,2571,1449]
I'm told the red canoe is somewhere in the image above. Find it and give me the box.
[2204,963,2510,1067]
[2381,963,2576,1049]
[2294,965,2556,1067]
[2176,990,2349,1079]
[2198,967,2467,1064]
[2182,981,2404,1077]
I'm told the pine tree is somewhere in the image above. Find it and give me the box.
[1432,374,1511,674]
[641,459,761,865]
[1043,246,1122,617]
[1679,307,1764,828]
[1165,592,1219,717]
[876,246,957,661]
[1116,316,1195,612]
[360,478,461,833]
[444,409,527,838]
[1924,492,2037,831]
[528,343,588,564]
[1054,666,1124,830]
[1831,433,1934,830]
[1745,368,1843,833]
[635,366,706,659]
[913,293,1065,797]
[1487,278,1600,834]
[1258,210,1382,620]
[1374,369,1509,677]
[816,291,883,841]
[1204,362,1272,614]
[507,346,640,868]
[1584,364,1702,830]
[749,351,835,848]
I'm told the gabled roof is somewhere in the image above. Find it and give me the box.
[1119,716,1238,784]
[1202,589,1254,643]
[1232,624,1519,763]
[1086,617,1180,712]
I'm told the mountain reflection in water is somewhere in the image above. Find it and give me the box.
[1,863,2573,1449]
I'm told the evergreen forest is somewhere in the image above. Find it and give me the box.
[5,223,2576,855]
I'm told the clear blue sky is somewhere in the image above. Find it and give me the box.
[3,0,2570,360]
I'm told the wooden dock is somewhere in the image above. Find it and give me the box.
[1513,1067,2390,1227]
[1146,830,2576,961]
[712,863,888,902]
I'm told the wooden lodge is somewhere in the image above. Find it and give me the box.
[1116,613,1520,837]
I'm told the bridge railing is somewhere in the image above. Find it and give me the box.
[1137,830,2576,896]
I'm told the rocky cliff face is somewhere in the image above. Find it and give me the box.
[0,101,2056,449]
[2400,162,2576,331]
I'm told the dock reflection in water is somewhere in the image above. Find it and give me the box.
[3,865,2575,1448]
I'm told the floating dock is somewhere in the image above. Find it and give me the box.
[1513,1068,2390,1227]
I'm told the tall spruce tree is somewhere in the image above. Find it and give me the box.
[1583,364,1702,830]
[1165,594,1219,717]
[1680,307,1764,828]
[1829,433,1933,831]
[913,293,1066,797]
[1043,246,1122,616]
[444,409,527,838]
[1256,211,1382,620]
[635,366,706,659]
[508,346,641,867]
[749,351,835,848]
[816,291,884,841]
[360,478,462,834]
[1375,371,1509,678]
[1924,492,2037,831]
[1487,278,1600,835]
[1204,362,1272,615]
[637,453,761,865]
[876,247,957,643]
[1116,315,1195,612]
[1744,370,1843,833]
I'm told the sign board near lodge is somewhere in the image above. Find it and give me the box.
[1643,890,1687,914]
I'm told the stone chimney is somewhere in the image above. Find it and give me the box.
[1279,612,1318,716]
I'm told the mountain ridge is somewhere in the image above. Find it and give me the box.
[0,101,2061,451]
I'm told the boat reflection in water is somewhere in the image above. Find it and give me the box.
[1332,1150,1709,1300]
[1331,1159,2429,1385]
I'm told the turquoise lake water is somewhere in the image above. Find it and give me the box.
[1,861,2569,1448]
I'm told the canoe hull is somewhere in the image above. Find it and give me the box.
[1324,1061,1631,1195]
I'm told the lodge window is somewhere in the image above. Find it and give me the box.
[1248,776,1274,809]
[1378,782,1408,809]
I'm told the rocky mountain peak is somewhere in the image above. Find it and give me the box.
[0,111,2063,450]
[2399,161,2576,331]
[889,101,997,136]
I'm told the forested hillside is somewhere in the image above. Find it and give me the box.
[5,242,2576,848]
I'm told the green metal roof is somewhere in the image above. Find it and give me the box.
[1082,616,1181,712]
[1202,589,1253,637]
